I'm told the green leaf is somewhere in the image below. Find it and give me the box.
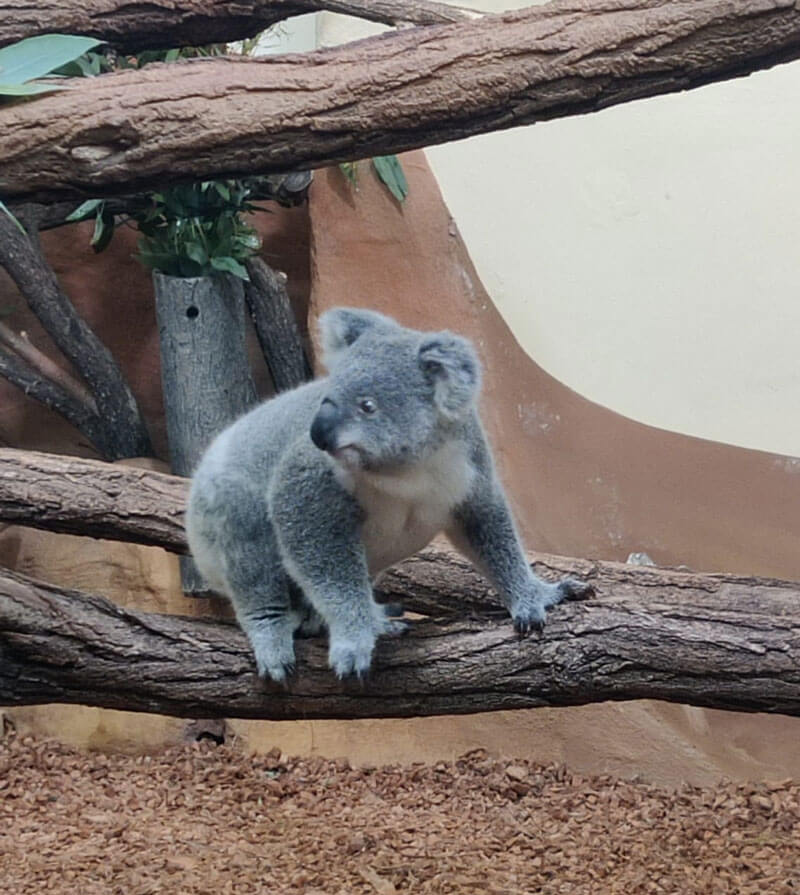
[0,35,102,86]
[0,200,26,233]
[184,242,209,266]
[0,80,68,97]
[90,206,116,253]
[164,48,181,63]
[339,162,358,186]
[65,198,104,222]
[210,256,249,280]
[372,155,408,203]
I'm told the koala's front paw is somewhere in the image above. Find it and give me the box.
[328,631,377,679]
[247,622,296,683]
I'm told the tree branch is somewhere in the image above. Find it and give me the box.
[0,448,188,552]
[0,211,153,459]
[3,0,800,204]
[0,0,478,54]
[0,348,109,447]
[1,560,799,720]
[244,257,312,392]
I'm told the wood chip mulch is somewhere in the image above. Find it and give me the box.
[1,731,799,894]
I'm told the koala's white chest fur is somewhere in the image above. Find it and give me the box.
[337,441,475,575]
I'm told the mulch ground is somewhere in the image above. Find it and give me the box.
[1,730,798,894]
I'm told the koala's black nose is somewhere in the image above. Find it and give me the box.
[310,399,341,453]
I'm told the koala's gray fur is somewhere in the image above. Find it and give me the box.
[186,308,591,681]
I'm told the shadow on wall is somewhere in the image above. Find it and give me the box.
[1,153,799,785]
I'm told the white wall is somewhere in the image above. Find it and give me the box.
[318,5,800,457]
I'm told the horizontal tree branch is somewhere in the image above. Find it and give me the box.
[0,448,188,552]
[2,559,799,719]
[3,0,800,203]
[0,0,478,54]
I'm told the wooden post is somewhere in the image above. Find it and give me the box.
[153,271,256,594]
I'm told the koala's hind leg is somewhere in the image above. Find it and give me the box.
[192,482,297,683]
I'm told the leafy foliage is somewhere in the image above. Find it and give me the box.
[0,34,101,99]
[339,157,409,203]
[133,181,262,280]
[372,155,409,203]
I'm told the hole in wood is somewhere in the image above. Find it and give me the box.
[186,305,199,320]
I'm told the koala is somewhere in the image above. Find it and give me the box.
[186,307,591,682]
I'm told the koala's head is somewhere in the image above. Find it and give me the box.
[310,307,481,472]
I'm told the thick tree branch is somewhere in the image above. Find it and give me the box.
[0,0,478,54]
[0,212,153,459]
[3,0,800,203]
[1,562,799,719]
[0,449,188,552]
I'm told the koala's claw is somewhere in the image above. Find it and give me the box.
[513,614,544,636]
[329,635,375,679]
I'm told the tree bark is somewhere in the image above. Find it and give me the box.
[0,448,188,552]
[0,212,153,459]
[0,0,477,54]
[0,446,799,720]
[2,559,799,720]
[244,257,312,392]
[3,0,800,204]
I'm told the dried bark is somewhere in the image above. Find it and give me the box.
[3,0,800,204]
[0,0,476,54]
[0,212,153,459]
[1,560,799,720]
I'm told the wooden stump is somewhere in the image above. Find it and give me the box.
[153,271,256,594]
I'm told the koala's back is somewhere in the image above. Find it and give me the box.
[186,380,325,585]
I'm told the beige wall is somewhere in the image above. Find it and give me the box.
[314,4,800,459]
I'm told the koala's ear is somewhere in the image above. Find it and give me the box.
[418,333,481,419]
[319,307,397,366]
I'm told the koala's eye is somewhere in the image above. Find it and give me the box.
[358,397,378,415]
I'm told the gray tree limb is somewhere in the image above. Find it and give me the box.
[3,0,800,204]
[0,211,153,459]
[244,257,312,392]
[0,0,478,54]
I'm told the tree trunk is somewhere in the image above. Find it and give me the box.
[3,1,800,203]
[0,0,476,53]
[1,560,799,720]
[153,272,257,593]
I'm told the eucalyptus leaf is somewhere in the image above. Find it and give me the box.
[66,198,104,222]
[0,200,25,234]
[0,81,68,97]
[210,256,250,280]
[0,35,102,85]
[372,155,408,203]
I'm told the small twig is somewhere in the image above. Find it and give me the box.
[0,208,152,459]
[0,321,97,412]
[0,348,109,449]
